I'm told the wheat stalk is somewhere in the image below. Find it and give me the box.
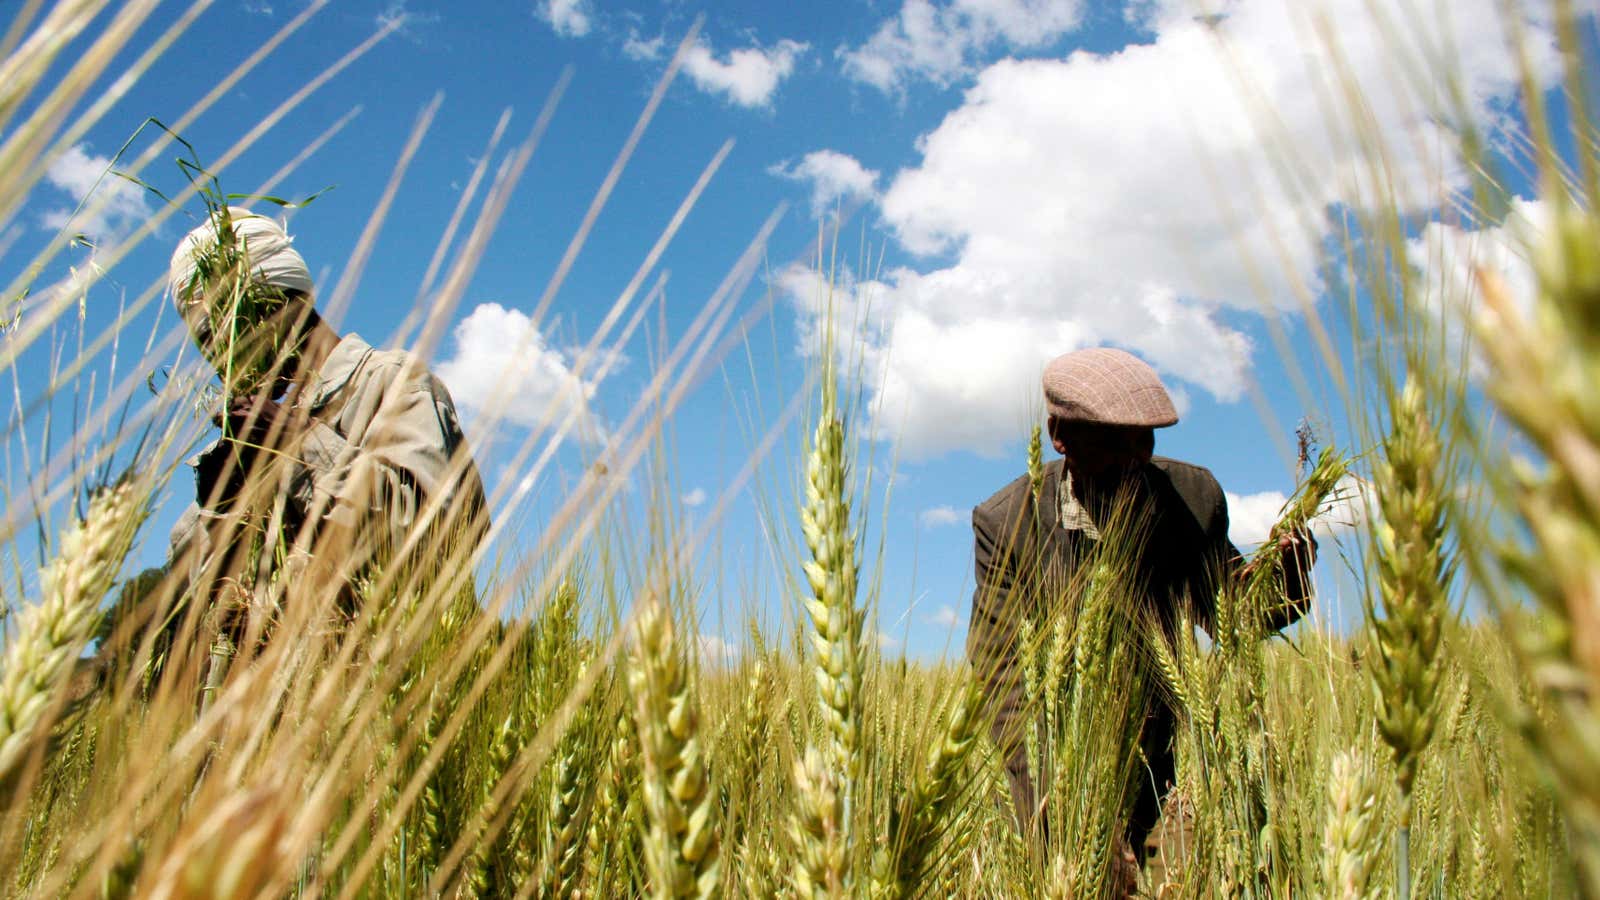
[628,596,719,899]
[1366,376,1454,899]
[870,676,984,898]
[1472,201,1600,892]
[0,479,144,778]
[1323,750,1381,900]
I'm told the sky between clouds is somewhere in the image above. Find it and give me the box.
[523,0,1573,462]
[427,0,1567,650]
[13,0,1580,658]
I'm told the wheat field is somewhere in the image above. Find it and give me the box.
[3,1,1600,898]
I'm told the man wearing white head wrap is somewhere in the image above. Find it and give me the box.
[168,205,314,304]
[107,207,489,672]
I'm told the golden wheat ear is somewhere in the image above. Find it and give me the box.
[0,479,146,781]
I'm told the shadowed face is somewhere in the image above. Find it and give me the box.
[179,284,312,400]
[1049,417,1154,480]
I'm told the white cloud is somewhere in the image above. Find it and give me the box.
[876,629,901,651]
[840,0,1085,93]
[1226,490,1287,548]
[791,0,1563,460]
[926,604,961,627]
[697,632,741,666]
[375,0,438,39]
[1317,474,1370,538]
[681,37,807,108]
[770,150,880,219]
[436,303,604,440]
[1406,196,1549,372]
[623,30,665,61]
[682,487,708,508]
[919,505,963,528]
[1227,473,1368,549]
[537,0,591,37]
[39,144,153,244]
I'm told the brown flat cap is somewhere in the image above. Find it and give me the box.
[1042,348,1178,428]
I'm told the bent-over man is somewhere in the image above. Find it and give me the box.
[105,207,488,676]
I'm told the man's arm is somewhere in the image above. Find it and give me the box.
[292,368,487,586]
[1217,484,1318,634]
[967,494,1036,766]
[1257,527,1317,632]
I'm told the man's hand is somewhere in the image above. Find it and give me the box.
[221,392,292,454]
[197,391,297,510]
[1238,526,1318,595]
[1276,526,1318,601]
[1233,526,1318,631]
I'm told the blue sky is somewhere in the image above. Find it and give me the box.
[4,0,1579,660]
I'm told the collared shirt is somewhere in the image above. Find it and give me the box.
[1056,469,1101,540]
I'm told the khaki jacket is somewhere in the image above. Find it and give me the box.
[169,334,488,610]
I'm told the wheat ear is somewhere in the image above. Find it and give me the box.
[870,677,984,897]
[1367,377,1453,898]
[0,480,144,778]
[800,403,863,779]
[1323,750,1382,900]
[792,373,863,898]
[582,709,637,898]
[629,596,719,899]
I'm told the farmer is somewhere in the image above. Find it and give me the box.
[967,348,1315,885]
[105,208,488,675]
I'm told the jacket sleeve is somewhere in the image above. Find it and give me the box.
[1193,485,1240,638]
[1208,484,1317,635]
[968,497,1034,765]
[1261,526,1317,633]
[292,367,486,573]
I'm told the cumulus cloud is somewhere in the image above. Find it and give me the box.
[622,30,665,61]
[682,487,708,508]
[436,303,604,440]
[1406,196,1549,371]
[537,0,591,37]
[697,632,740,666]
[681,37,807,108]
[840,0,1085,93]
[770,150,880,218]
[919,505,963,528]
[926,604,961,627]
[39,144,153,244]
[789,0,1562,460]
[1317,474,1370,537]
[1225,490,1287,548]
[1227,473,1369,549]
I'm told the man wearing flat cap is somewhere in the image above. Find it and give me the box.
[106,207,488,675]
[967,347,1315,886]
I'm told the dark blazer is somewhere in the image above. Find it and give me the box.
[967,456,1248,835]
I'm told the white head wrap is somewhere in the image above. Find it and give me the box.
[168,206,314,309]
